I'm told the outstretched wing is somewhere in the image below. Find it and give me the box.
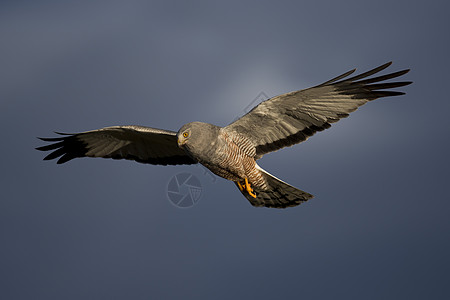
[225,62,412,157]
[36,125,197,165]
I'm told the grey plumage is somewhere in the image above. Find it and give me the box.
[226,62,411,157]
[37,62,411,208]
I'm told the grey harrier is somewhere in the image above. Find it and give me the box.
[37,62,411,208]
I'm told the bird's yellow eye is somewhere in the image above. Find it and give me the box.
[183,132,189,138]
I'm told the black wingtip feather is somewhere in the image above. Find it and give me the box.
[343,62,393,82]
[356,69,411,85]
[37,136,65,142]
[57,154,76,164]
[366,81,412,90]
[36,141,65,151]
[318,68,356,86]
[43,148,69,161]
[36,133,89,164]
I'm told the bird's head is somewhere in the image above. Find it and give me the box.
[177,123,195,147]
[177,122,220,154]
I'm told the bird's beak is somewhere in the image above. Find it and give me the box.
[177,138,185,146]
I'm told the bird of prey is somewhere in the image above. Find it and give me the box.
[37,62,411,208]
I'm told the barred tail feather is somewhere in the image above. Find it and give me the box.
[236,166,314,208]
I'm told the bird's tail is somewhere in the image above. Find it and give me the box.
[236,165,314,208]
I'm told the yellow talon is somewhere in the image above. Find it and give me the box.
[237,178,257,198]
[244,178,257,198]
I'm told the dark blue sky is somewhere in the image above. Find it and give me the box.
[1,1,449,299]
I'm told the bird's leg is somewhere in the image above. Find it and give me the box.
[237,181,244,191]
[244,178,257,198]
[237,178,257,198]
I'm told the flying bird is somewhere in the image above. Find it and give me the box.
[37,62,411,208]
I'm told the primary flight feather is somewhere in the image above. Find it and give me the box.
[37,62,411,208]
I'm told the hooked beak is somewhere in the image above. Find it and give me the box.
[178,138,186,146]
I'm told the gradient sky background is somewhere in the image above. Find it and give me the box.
[1,1,449,299]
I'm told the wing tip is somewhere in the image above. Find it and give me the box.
[318,61,407,87]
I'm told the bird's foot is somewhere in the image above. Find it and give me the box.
[244,178,257,198]
[237,181,244,191]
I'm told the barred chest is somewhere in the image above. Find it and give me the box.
[213,130,257,180]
